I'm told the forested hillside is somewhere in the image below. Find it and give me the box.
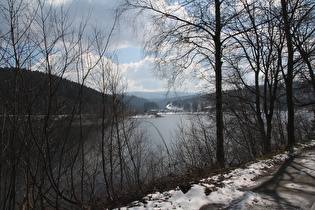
[0,67,107,115]
[171,82,314,112]
[0,68,153,115]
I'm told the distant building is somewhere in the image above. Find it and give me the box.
[165,103,184,111]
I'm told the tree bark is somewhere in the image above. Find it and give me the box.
[281,0,295,147]
[215,0,225,166]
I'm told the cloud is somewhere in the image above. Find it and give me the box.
[119,56,167,92]
[31,47,166,93]
[3,0,209,93]
[46,0,73,6]
[40,0,137,51]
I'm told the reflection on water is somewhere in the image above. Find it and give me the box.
[134,113,208,147]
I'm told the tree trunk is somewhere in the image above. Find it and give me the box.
[215,0,225,166]
[281,0,295,147]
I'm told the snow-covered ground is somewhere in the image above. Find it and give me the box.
[117,140,315,210]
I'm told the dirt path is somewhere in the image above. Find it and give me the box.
[201,148,315,210]
[245,148,315,209]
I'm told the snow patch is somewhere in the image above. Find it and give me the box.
[232,191,263,209]
[117,140,315,209]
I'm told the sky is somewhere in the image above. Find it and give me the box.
[0,0,211,93]
[39,0,166,93]
[1,0,259,94]
[43,0,208,93]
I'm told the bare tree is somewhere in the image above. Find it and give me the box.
[0,0,37,208]
[291,0,315,92]
[225,0,286,155]
[0,0,124,208]
[278,0,314,147]
[119,0,243,167]
[280,0,296,147]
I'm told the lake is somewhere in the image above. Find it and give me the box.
[133,113,209,148]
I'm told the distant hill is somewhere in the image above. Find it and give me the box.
[128,91,196,100]
[128,91,198,109]
[0,68,148,115]
[0,67,108,115]
[170,82,314,112]
[124,95,156,112]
